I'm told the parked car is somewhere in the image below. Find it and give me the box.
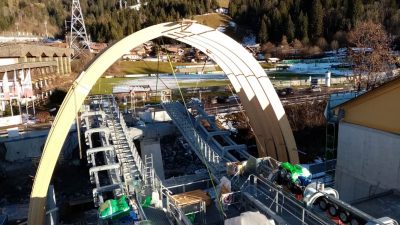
[277,87,294,96]
[309,85,321,93]
[227,95,240,103]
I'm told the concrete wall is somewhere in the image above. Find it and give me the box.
[1,128,78,161]
[138,110,171,122]
[140,139,165,180]
[335,122,400,202]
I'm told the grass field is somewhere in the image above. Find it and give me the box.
[111,61,209,75]
[114,61,175,74]
[89,77,230,95]
[193,13,231,29]
[178,80,229,88]
[90,77,136,95]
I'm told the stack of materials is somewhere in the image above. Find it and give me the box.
[170,189,212,207]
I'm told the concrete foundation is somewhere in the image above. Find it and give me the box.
[131,122,176,140]
[335,122,400,202]
[1,128,78,162]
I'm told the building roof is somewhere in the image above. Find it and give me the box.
[334,76,400,134]
[90,42,107,51]
[334,76,400,109]
[0,43,74,58]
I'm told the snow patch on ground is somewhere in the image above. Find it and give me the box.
[242,34,256,46]
[286,63,352,76]
[215,112,238,134]
[119,74,228,89]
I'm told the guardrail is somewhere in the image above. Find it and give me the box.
[162,101,225,176]
[241,175,333,225]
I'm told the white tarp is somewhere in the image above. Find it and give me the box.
[224,211,275,225]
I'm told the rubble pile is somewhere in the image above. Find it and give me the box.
[160,135,205,179]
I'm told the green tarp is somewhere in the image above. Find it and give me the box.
[99,195,131,220]
[141,195,152,208]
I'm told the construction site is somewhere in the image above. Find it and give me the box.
[1,1,400,225]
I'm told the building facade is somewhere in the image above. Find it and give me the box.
[333,77,400,202]
[0,43,74,125]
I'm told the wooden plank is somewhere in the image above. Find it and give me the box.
[170,189,211,207]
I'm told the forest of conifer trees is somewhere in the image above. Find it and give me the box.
[229,0,400,47]
[1,0,400,47]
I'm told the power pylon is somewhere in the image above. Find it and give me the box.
[70,0,92,58]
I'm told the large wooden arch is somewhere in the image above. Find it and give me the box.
[28,22,298,224]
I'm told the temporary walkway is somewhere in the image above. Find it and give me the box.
[162,101,227,178]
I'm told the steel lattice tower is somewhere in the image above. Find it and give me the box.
[70,0,91,57]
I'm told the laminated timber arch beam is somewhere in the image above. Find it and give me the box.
[28,22,298,224]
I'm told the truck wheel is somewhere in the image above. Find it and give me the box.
[339,210,351,223]
[318,198,329,211]
[328,204,339,216]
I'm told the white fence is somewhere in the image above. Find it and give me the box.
[271,77,349,87]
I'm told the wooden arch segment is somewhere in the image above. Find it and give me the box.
[28,22,298,225]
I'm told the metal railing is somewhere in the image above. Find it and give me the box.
[162,187,201,225]
[241,175,334,225]
[162,101,225,176]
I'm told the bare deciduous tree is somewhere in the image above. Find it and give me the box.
[348,21,395,90]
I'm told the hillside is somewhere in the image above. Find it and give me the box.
[1,0,400,49]
[229,0,400,47]
[0,0,222,41]
[193,13,231,29]
[0,0,65,37]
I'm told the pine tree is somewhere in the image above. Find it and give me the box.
[271,8,282,42]
[299,11,309,44]
[229,2,237,17]
[310,0,323,41]
[348,0,363,27]
[286,15,295,43]
[259,16,268,43]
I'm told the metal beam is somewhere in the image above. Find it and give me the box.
[89,164,120,175]
[86,145,114,155]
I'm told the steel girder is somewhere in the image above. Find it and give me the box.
[28,22,298,224]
